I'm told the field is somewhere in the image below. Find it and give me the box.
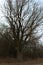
[0,58,43,65]
[0,63,43,65]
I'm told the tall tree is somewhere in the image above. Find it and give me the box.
[0,0,43,60]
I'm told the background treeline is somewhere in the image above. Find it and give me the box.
[0,33,43,59]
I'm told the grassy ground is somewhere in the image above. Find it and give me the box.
[0,63,43,65]
[0,57,43,65]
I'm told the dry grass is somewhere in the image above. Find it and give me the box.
[0,57,43,65]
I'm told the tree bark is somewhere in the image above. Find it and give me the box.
[17,50,23,61]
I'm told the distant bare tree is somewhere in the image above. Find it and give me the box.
[0,0,43,60]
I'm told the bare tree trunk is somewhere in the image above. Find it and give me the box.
[17,50,23,61]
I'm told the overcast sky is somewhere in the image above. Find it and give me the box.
[0,0,43,20]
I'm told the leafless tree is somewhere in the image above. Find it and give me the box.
[0,0,43,59]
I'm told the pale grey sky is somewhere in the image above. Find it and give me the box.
[0,0,43,27]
